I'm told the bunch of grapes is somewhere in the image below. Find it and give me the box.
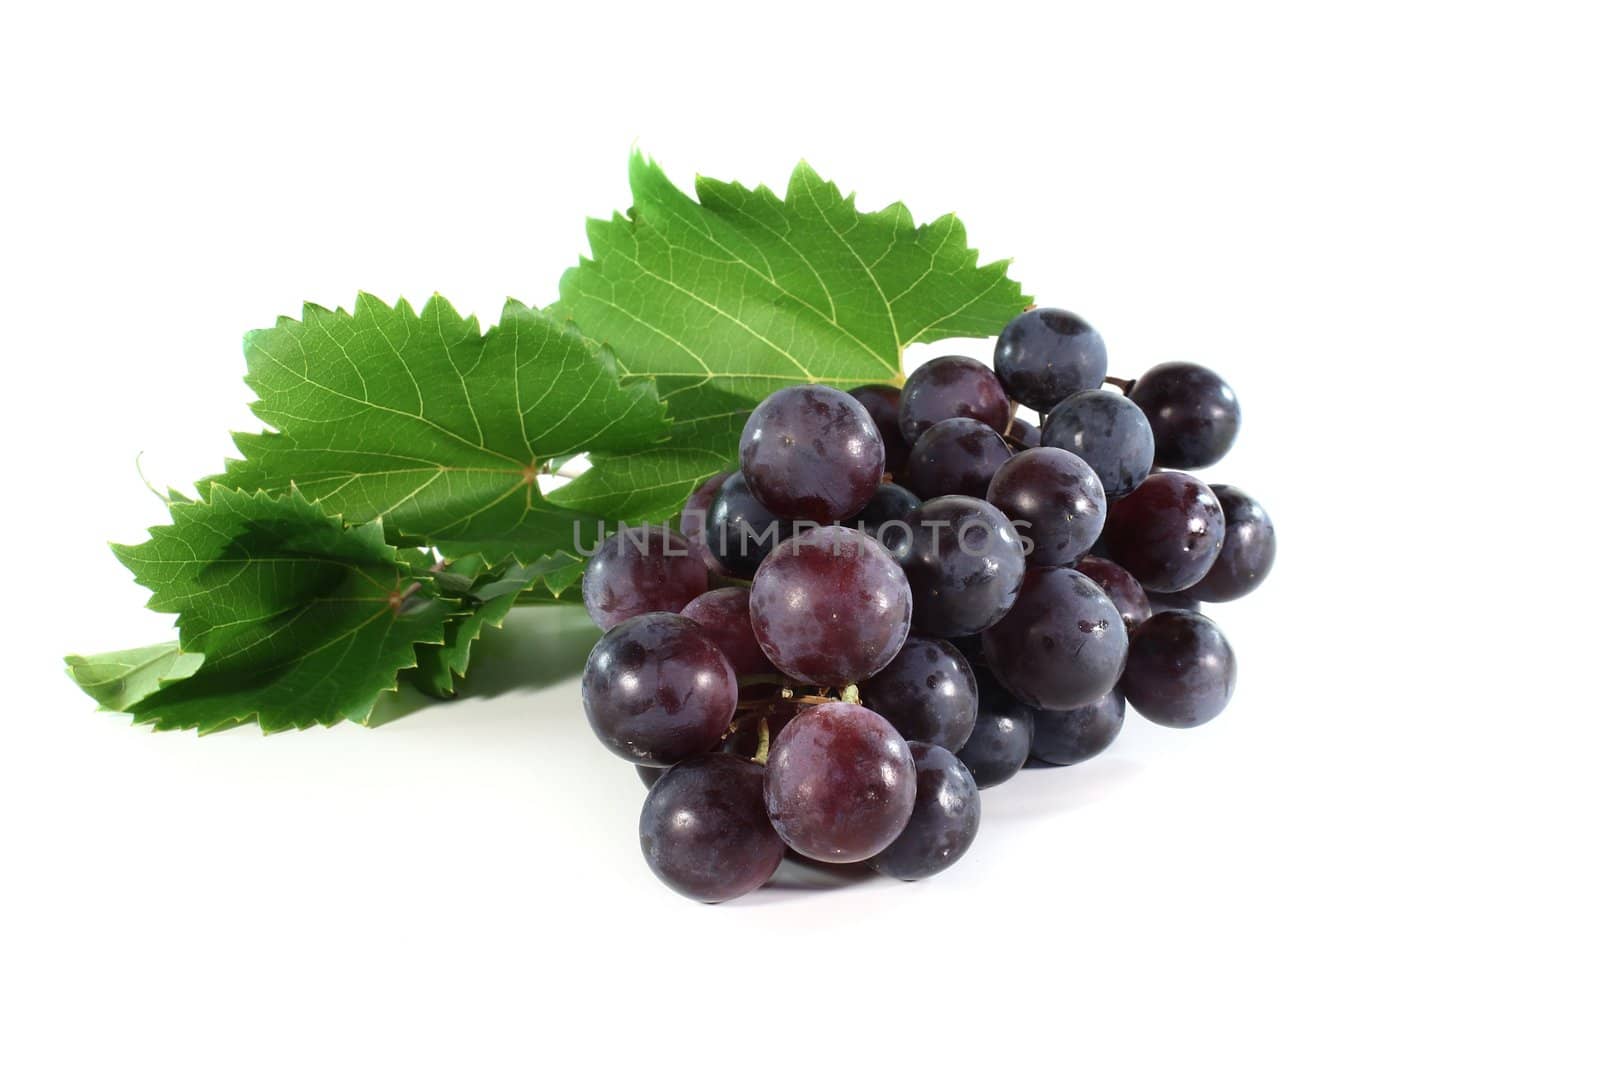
[578,307,1275,902]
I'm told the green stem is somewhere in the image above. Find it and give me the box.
[753,717,771,765]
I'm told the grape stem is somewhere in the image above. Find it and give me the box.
[1104,375,1135,394]
[753,717,771,765]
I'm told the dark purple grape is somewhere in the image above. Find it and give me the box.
[858,636,979,751]
[986,446,1107,567]
[1122,611,1236,727]
[1129,361,1241,469]
[1073,555,1152,633]
[739,385,885,522]
[849,481,920,538]
[679,470,734,575]
[981,567,1127,710]
[706,472,794,578]
[640,754,786,903]
[1040,389,1155,499]
[680,587,774,677]
[850,384,912,477]
[763,702,916,862]
[904,417,1012,500]
[748,526,912,687]
[581,525,708,631]
[956,669,1035,788]
[868,743,980,880]
[581,613,737,765]
[1030,688,1125,766]
[1189,485,1276,602]
[992,308,1109,410]
[637,765,667,788]
[1007,416,1040,449]
[893,496,1026,637]
[1101,471,1225,593]
[898,355,1011,443]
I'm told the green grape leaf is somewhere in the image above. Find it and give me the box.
[520,550,587,598]
[216,294,668,560]
[552,154,1030,518]
[92,487,450,733]
[406,555,552,698]
[64,642,206,712]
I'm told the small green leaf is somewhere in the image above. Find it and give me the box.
[64,642,205,712]
[102,486,450,732]
[408,556,528,697]
[520,551,587,597]
[217,294,668,559]
[553,154,1030,517]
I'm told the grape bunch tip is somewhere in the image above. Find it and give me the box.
[577,306,1275,903]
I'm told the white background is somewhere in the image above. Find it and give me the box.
[3,2,1596,1063]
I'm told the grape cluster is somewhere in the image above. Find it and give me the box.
[579,308,1275,902]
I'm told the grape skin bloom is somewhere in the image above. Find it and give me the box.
[640,754,786,903]
[1041,389,1155,499]
[986,446,1107,568]
[1101,471,1225,593]
[739,384,885,523]
[1189,485,1276,602]
[1122,610,1237,728]
[956,668,1035,788]
[905,416,1014,500]
[897,355,1011,443]
[1128,361,1241,470]
[859,636,980,751]
[748,526,913,687]
[1073,555,1153,633]
[992,307,1109,411]
[868,743,981,881]
[581,525,708,631]
[580,612,736,766]
[763,702,917,863]
[893,495,1026,637]
[981,567,1128,711]
[1030,688,1125,766]
[680,587,774,676]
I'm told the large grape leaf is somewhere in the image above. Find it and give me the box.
[79,487,451,733]
[216,294,668,560]
[552,154,1030,518]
